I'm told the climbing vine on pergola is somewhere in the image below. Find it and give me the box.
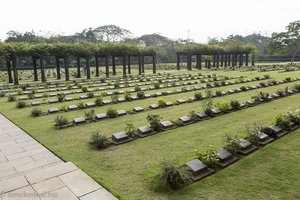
[176,44,255,70]
[0,42,156,85]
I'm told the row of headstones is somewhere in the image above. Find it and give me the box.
[2,73,205,94]
[102,86,300,147]
[0,71,173,90]
[19,75,236,105]
[37,75,282,114]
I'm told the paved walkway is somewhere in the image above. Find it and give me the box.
[0,114,118,200]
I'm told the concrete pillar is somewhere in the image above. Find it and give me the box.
[153,54,156,73]
[64,56,69,81]
[86,57,91,79]
[12,57,19,85]
[95,56,99,77]
[105,55,109,77]
[122,55,126,76]
[176,54,180,70]
[40,57,46,83]
[6,60,13,83]
[112,56,116,75]
[76,57,81,78]
[33,57,38,81]
[55,57,61,80]
[127,55,131,74]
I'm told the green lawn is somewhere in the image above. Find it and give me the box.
[0,69,299,200]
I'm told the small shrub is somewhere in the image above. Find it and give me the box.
[89,131,109,149]
[114,82,120,88]
[124,91,132,101]
[201,95,213,116]
[244,122,263,145]
[125,122,136,137]
[171,119,183,126]
[195,146,219,167]
[224,134,240,154]
[87,92,94,98]
[100,78,106,83]
[54,115,69,128]
[57,93,66,102]
[146,114,161,131]
[259,82,266,87]
[81,86,88,93]
[43,93,49,97]
[215,102,229,113]
[230,100,240,109]
[194,92,202,100]
[158,99,167,108]
[154,82,160,89]
[286,109,300,125]
[17,88,24,95]
[275,114,291,129]
[106,107,118,118]
[215,90,222,96]
[16,101,27,108]
[293,84,300,91]
[0,92,6,97]
[255,76,260,80]
[85,109,95,120]
[60,105,68,112]
[137,91,145,99]
[31,108,43,117]
[263,74,270,79]
[135,85,141,91]
[240,86,247,91]
[111,94,119,103]
[77,101,86,109]
[189,111,199,121]
[94,96,103,106]
[285,77,292,82]
[7,95,16,102]
[157,160,191,190]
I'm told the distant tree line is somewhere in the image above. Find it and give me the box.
[1,21,299,68]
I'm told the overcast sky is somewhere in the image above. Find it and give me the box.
[0,0,299,43]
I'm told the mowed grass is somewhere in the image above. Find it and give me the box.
[0,69,300,200]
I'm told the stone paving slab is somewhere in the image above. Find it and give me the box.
[0,114,118,200]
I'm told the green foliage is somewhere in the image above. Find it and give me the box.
[31,108,43,117]
[275,114,292,129]
[7,95,16,102]
[158,99,167,108]
[215,90,222,96]
[89,131,109,149]
[286,109,300,125]
[124,91,132,101]
[195,146,219,167]
[111,94,119,103]
[263,74,271,79]
[293,84,300,91]
[57,93,66,102]
[0,92,6,97]
[81,86,88,93]
[125,122,136,137]
[137,91,145,99]
[194,92,203,100]
[16,101,27,108]
[54,115,69,128]
[240,85,247,91]
[134,85,141,91]
[154,82,160,89]
[146,114,161,131]
[285,77,292,82]
[17,88,23,95]
[94,96,103,106]
[215,102,229,113]
[224,134,241,154]
[87,92,94,98]
[157,160,191,190]
[77,101,86,109]
[85,109,95,120]
[201,92,213,116]
[230,100,241,109]
[106,108,118,118]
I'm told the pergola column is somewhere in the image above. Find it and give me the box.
[95,56,99,77]
[76,57,81,78]
[122,55,126,76]
[187,54,192,70]
[235,54,238,66]
[141,55,145,73]
[231,54,235,67]
[33,57,38,81]
[40,56,46,83]
[224,54,228,67]
[138,54,142,75]
[196,54,202,70]
[86,57,91,79]
[205,58,208,68]
[127,55,131,74]
[228,54,231,66]
[55,57,61,80]
[245,53,249,66]
[208,59,211,69]
[112,56,116,75]
[176,54,180,70]
[152,54,156,73]
[216,54,220,68]
[6,60,13,83]
[64,56,69,81]
[213,54,216,68]
[105,55,109,77]
[221,54,224,67]
[239,54,243,66]
[12,57,19,85]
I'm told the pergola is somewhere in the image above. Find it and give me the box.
[0,43,156,85]
[176,44,253,70]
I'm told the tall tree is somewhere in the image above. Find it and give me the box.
[93,25,132,42]
[268,20,300,64]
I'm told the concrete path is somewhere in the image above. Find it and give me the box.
[0,114,118,200]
